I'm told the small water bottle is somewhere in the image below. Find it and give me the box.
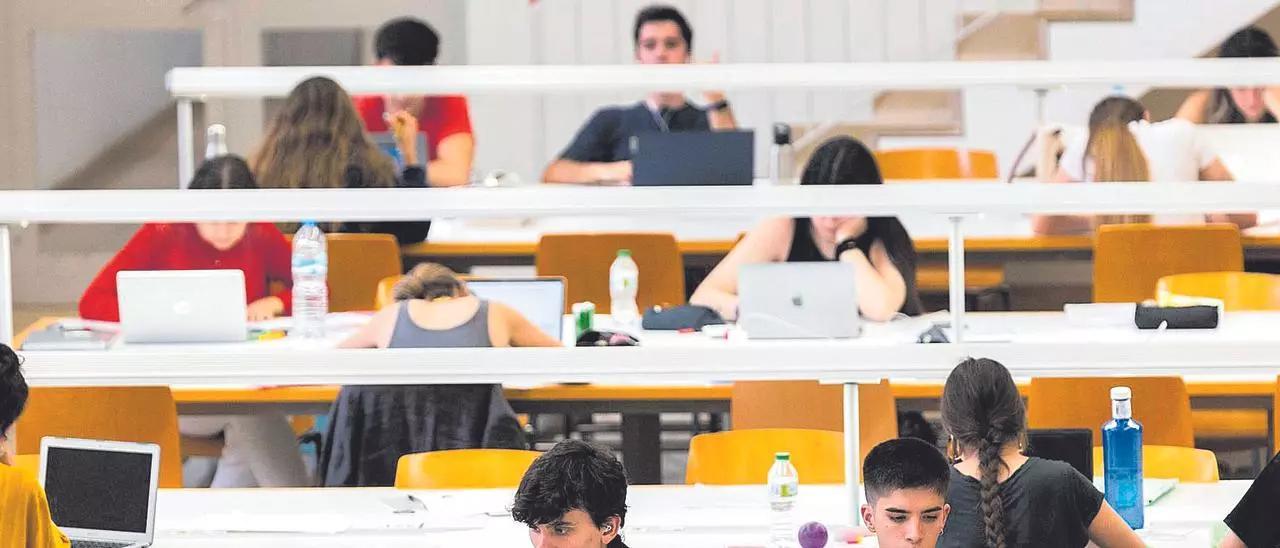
[768,123,792,186]
[609,249,640,329]
[205,124,228,159]
[291,221,329,339]
[1102,386,1144,529]
[768,452,800,547]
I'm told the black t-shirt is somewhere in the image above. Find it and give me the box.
[558,101,710,163]
[938,457,1104,548]
[1224,450,1280,548]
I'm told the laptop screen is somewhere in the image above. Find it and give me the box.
[466,279,564,340]
[45,447,153,533]
[1025,429,1094,480]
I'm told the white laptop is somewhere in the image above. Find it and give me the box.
[117,270,247,344]
[465,277,565,340]
[737,262,860,339]
[39,437,160,548]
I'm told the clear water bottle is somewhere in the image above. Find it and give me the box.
[768,452,799,547]
[1102,386,1144,529]
[609,249,640,329]
[205,124,228,159]
[291,221,328,339]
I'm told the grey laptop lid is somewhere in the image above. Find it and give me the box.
[738,262,860,339]
[465,278,565,340]
[630,130,754,186]
[41,437,160,546]
[117,270,247,344]
[371,131,429,177]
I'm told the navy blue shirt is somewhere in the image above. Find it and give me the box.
[559,101,710,163]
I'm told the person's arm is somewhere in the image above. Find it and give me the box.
[542,159,632,184]
[844,239,907,322]
[703,92,737,130]
[1199,156,1258,228]
[1175,90,1212,123]
[690,217,792,321]
[429,132,474,187]
[1031,167,1097,235]
[493,302,562,347]
[542,110,632,185]
[338,304,399,349]
[1219,530,1248,548]
[1086,501,1145,548]
[24,478,71,548]
[78,225,162,322]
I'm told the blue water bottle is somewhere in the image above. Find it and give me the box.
[1102,386,1144,529]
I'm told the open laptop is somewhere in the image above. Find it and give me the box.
[40,437,160,548]
[737,262,860,339]
[1025,429,1094,480]
[117,270,247,344]
[630,130,754,186]
[465,277,565,340]
[370,131,429,175]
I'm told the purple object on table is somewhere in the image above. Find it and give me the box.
[798,521,829,548]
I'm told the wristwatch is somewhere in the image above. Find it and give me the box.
[707,99,731,112]
[834,237,864,259]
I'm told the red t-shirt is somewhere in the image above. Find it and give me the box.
[353,95,473,162]
[79,223,293,322]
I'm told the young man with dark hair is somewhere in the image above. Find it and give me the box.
[542,4,737,184]
[354,17,475,188]
[0,343,70,547]
[512,439,629,548]
[862,438,952,548]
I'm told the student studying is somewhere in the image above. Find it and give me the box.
[1177,26,1280,125]
[512,439,630,548]
[861,438,952,548]
[0,344,70,548]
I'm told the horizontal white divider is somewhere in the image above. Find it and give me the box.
[167,59,1280,98]
[18,340,1280,387]
[2,183,1279,223]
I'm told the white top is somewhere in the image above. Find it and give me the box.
[1060,119,1218,225]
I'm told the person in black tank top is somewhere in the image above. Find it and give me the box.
[690,136,923,321]
[1177,26,1280,125]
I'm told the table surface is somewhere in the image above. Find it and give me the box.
[146,482,1249,547]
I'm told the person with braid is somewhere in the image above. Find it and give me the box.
[936,358,1143,548]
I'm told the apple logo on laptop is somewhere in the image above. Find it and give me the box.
[172,300,192,316]
[791,294,804,308]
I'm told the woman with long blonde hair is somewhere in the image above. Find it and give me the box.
[251,76,432,243]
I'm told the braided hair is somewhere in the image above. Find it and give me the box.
[941,358,1026,548]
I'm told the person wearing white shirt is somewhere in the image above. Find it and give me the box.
[1033,96,1256,235]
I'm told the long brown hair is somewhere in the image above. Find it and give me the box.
[941,358,1027,548]
[251,76,397,193]
[1084,96,1151,227]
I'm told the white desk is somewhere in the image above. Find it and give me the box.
[148,482,1249,547]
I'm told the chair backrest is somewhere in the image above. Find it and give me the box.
[1093,224,1243,303]
[875,148,998,180]
[324,233,403,312]
[1090,445,1219,482]
[686,428,844,485]
[1027,377,1194,448]
[730,380,897,464]
[375,274,401,310]
[12,454,40,480]
[394,449,541,489]
[1156,272,1280,311]
[535,233,685,314]
[15,387,184,487]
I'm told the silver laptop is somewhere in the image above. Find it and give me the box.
[738,262,860,339]
[465,278,565,340]
[40,437,160,548]
[117,270,247,343]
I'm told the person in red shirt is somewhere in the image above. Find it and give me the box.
[79,156,292,323]
[353,17,474,187]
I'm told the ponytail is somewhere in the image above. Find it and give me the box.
[1084,96,1151,227]
[977,431,1010,548]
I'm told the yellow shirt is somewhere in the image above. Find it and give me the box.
[0,463,70,548]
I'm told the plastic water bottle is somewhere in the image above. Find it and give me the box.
[205,124,228,159]
[609,249,640,329]
[768,452,800,547]
[291,221,328,339]
[1102,386,1144,529]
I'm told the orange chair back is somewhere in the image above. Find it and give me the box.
[11,454,40,480]
[876,148,998,180]
[375,274,401,310]
[1156,272,1280,311]
[394,449,541,489]
[1027,377,1194,448]
[324,233,403,312]
[535,233,684,314]
[1093,224,1243,303]
[1091,445,1219,482]
[15,387,184,487]
[686,428,844,485]
[730,380,896,464]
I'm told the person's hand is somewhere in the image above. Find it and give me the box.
[387,110,421,166]
[700,52,726,105]
[594,161,633,184]
[246,297,285,322]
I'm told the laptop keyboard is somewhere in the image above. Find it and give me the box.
[71,541,132,548]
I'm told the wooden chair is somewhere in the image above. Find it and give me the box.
[535,233,685,314]
[1093,224,1243,303]
[375,274,401,310]
[15,387,184,487]
[394,449,541,489]
[1091,445,1220,482]
[686,429,844,485]
[323,233,403,312]
[1156,272,1280,311]
[730,380,896,464]
[1027,377,1195,448]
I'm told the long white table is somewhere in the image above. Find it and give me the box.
[148,482,1249,547]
